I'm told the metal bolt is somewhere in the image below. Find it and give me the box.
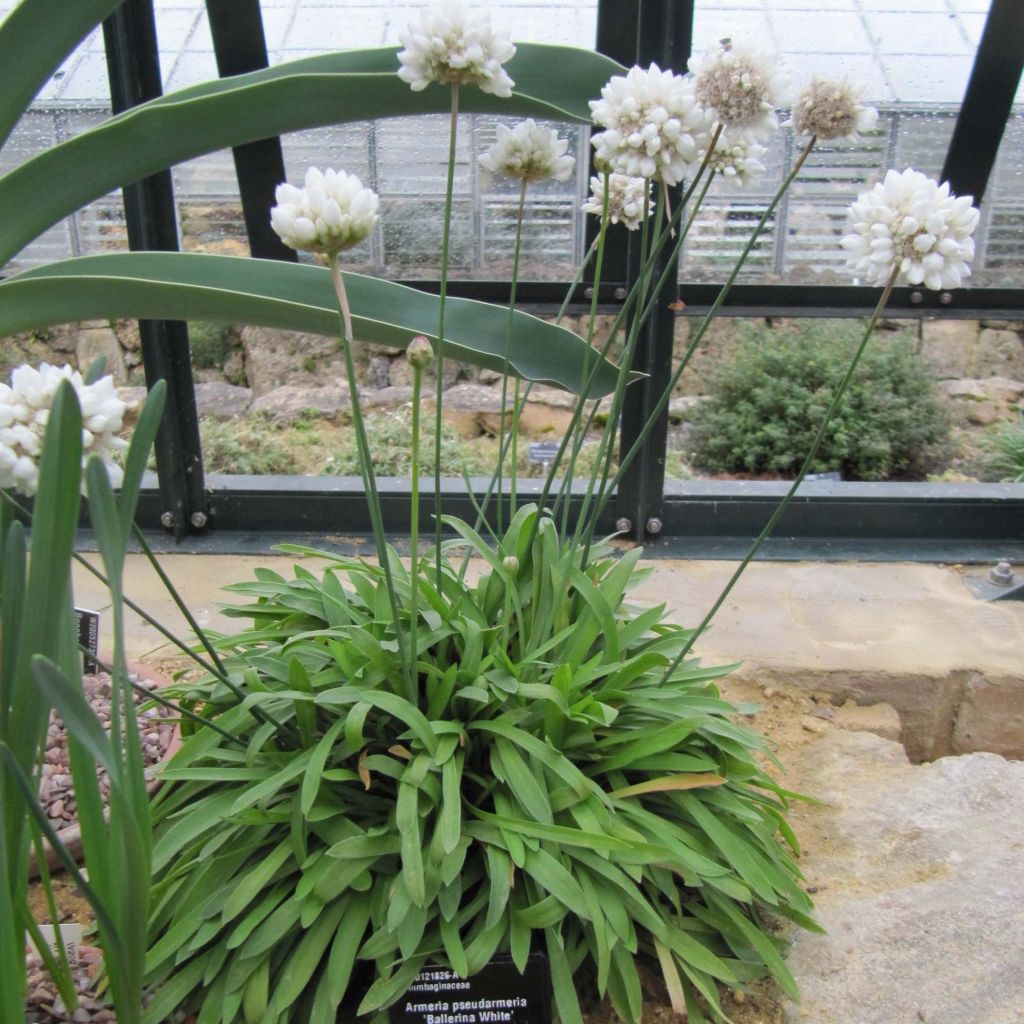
[583,287,594,299]
[910,290,923,304]
[646,517,663,535]
[988,559,1014,586]
[939,291,953,306]
[160,511,175,529]
[615,517,632,534]
[190,511,209,529]
[613,286,627,301]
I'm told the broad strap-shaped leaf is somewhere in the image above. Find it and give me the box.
[0,44,624,267]
[0,253,625,397]
[0,0,124,151]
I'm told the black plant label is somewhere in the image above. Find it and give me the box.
[75,607,100,674]
[390,955,551,1024]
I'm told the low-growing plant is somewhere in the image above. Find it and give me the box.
[147,506,814,1024]
[688,322,953,480]
[979,414,1024,482]
[325,407,487,478]
[198,415,299,476]
[188,321,235,371]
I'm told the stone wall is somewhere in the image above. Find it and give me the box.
[4,314,1023,438]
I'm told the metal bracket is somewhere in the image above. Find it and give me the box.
[965,561,1024,601]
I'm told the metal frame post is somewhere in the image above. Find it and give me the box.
[610,0,695,541]
[940,0,1024,205]
[103,0,208,540]
[206,0,297,262]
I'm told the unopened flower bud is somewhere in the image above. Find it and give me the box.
[406,336,434,370]
[502,555,520,574]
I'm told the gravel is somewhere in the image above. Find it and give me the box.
[27,669,177,1023]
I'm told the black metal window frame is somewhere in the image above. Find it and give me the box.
[93,0,1024,559]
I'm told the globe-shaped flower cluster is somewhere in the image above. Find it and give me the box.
[397,1,516,97]
[786,77,878,142]
[841,168,979,290]
[581,173,652,231]
[0,363,127,497]
[270,168,379,256]
[589,63,715,186]
[479,120,575,183]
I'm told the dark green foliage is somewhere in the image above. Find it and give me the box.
[145,507,814,1024]
[689,322,953,481]
[187,321,234,371]
[980,416,1024,482]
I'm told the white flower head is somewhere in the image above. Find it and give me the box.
[841,168,979,290]
[397,2,516,97]
[706,132,767,188]
[582,173,652,231]
[270,167,379,255]
[785,77,878,142]
[690,37,791,140]
[589,63,714,186]
[479,120,575,182]
[0,363,127,497]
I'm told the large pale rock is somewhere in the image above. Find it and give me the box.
[941,376,1024,425]
[76,327,127,384]
[194,383,252,420]
[973,327,1024,380]
[239,326,344,397]
[250,384,349,424]
[919,318,979,378]
[952,672,1024,758]
[782,730,1024,1024]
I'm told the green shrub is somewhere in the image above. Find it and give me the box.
[325,407,486,477]
[198,415,298,475]
[980,416,1024,482]
[689,322,952,481]
[146,507,812,1024]
[188,321,234,370]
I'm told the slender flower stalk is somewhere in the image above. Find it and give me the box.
[660,265,900,681]
[433,82,460,588]
[496,178,529,533]
[406,336,432,691]
[329,255,414,699]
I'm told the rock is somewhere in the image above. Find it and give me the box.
[951,673,1024,759]
[193,382,252,420]
[781,730,1024,1024]
[388,354,461,390]
[76,327,127,384]
[239,326,344,397]
[919,319,979,378]
[940,376,1024,425]
[668,395,704,421]
[360,385,415,409]
[973,327,1024,380]
[800,715,829,734]
[833,699,902,742]
[367,355,391,389]
[250,384,349,424]
[116,386,150,427]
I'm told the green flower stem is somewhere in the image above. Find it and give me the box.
[585,135,819,545]
[497,177,529,535]
[558,175,611,538]
[662,261,900,682]
[434,81,461,588]
[329,254,414,701]
[409,358,424,690]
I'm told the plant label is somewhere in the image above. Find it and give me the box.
[75,607,100,673]
[30,923,82,969]
[390,955,550,1024]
